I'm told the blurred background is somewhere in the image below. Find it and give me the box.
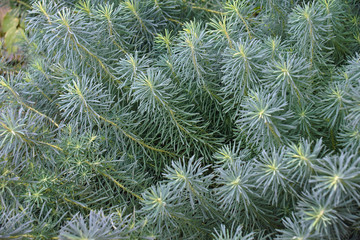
[0,0,30,75]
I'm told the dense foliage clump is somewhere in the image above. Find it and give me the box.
[1,0,360,239]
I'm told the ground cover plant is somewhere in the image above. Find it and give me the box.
[1,0,360,239]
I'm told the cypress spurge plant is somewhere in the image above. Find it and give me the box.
[1,0,360,239]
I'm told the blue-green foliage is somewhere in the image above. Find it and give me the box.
[1,0,360,239]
